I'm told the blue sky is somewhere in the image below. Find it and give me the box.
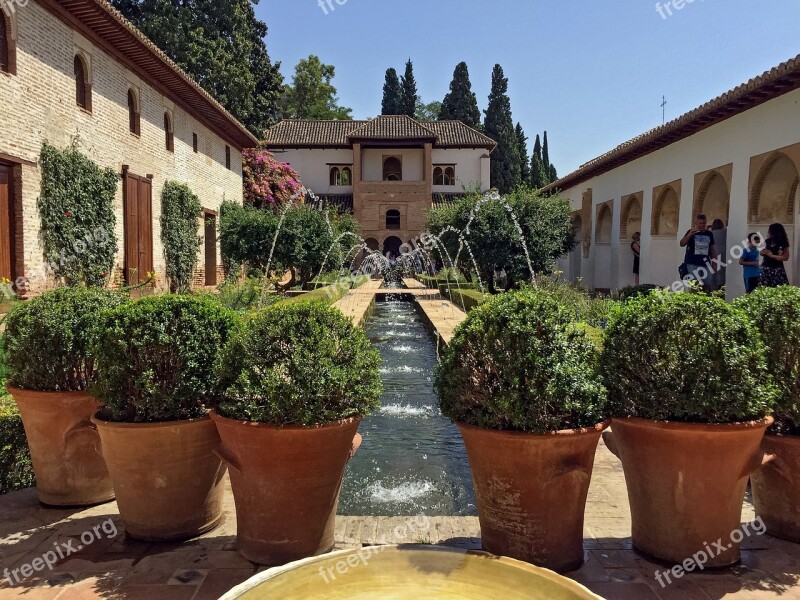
[257,0,800,176]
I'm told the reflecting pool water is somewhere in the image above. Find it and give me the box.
[338,299,477,516]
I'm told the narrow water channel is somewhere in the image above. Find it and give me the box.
[338,298,477,516]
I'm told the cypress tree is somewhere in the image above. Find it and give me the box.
[484,65,521,194]
[542,131,552,179]
[439,62,481,128]
[516,123,530,185]
[549,164,559,184]
[530,134,548,189]
[381,68,402,115]
[400,60,418,117]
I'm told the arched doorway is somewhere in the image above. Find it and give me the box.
[383,236,402,258]
[652,188,680,236]
[569,215,582,284]
[620,195,643,286]
[383,157,402,181]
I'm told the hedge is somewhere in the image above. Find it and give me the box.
[446,288,487,312]
[278,276,368,307]
[0,395,34,495]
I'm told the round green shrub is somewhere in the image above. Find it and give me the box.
[93,295,237,423]
[602,292,775,423]
[215,302,382,426]
[734,286,800,434]
[434,289,607,434]
[4,287,128,391]
[617,284,660,303]
[0,395,35,494]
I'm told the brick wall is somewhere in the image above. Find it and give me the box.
[0,1,244,294]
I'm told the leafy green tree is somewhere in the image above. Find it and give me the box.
[428,190,576,292]
[516,123,531,186]
[281,55,353,120]
[439,62,481,128]
[530,134,548,189]
[415,99,442,121]
[400,59,419,117]
[110,0,284,136]
[381,68,402,115]
[484,65,521,193]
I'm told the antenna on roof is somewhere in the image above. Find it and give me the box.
[661,95,668,125]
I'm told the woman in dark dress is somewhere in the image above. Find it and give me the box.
[631,232,641,285]
[759,223,791,288]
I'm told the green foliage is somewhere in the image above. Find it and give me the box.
[428,190,577,291]
[112,0,284,136]
[381,68,402,115]
[204,277,279,312]
[160,181,202,293]
[215,303,382,426]
[439,61,481,128]
[277,277,368,307]
[415,99,442,121]
[602,293,775,423]
[542,131,552,182]
[530,134,548,190]
[617,284,661,302]
[219,200,279,276]
[38,143,118,287]
[4,287,128,391]
[281,55,352,120]
[0,395,34,495]
[446,288,486,312]
[435,289,607,433]
[734,286,800,434]
[535,277,618,327]
[400,59,419,118]
[484,65,521,193]
[516,123,531,185]
[93,295,237,423]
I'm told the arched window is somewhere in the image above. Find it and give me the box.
[383,157,402,181]
[445,167,455,186]
[74,55,91,111]
[386,210,401,230]
[340,167,351,186]
[434,167,444,185]
[596,205,613,244]
[329,167,340,186]
[0,11,12,74]
[127,89,140,135]
[164,112,174,152]
[652,188,680,236]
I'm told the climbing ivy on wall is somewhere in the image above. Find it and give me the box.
[38,143,119,287]
[160,181,202,293]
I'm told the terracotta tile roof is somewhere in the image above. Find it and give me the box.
[264,118,497,150]
[543,53,800,193]
[39,0,258,149]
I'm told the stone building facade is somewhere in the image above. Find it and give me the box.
[550,53,800,299]
[0,0,257,294]
[264,115,496,256]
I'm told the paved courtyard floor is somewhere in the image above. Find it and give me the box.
[0,438,798,599]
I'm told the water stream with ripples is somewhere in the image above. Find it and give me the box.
[338,297,477,516]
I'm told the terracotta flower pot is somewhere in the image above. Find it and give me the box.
[211,411,361,566]
[457,421,610,573]
[751,434,800,542]
[604,417,774,567]
[9,387,113,506]
[92,414,227,542]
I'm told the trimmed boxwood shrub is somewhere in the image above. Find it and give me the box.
[602,293,775,423]
[434,289,607,434]
[4,287,128,391]
[446,288,486,312]
[617,284,661,302]
[735,286,800,434]
[215,302,382,426]
[0,395,34,495]
[93,295,237,423]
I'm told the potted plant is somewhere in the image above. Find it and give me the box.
[4,287,127,506]
[212,301,382,565]
[601,292,776,567]
[735,285,800,541]
[434,289,609,573]
[91,295,235,541]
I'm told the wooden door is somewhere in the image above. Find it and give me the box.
[123,171,153,285]
[0,166,15,281]
[204,213,217,286]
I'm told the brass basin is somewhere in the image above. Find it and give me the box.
[221,545,603,599]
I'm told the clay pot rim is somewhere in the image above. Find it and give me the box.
[91,412,214,430]
[7,385,93,398]
[611,415,774,432]
[209,409,361,431]
[455,419,611,439]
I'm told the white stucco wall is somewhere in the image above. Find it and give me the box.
[431,148,488,193]
[273,148,354,195]
[557,87,800,299]
[362,148,424,182]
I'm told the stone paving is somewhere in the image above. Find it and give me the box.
[1,440,799,599]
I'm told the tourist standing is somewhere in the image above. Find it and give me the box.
[759,223,791,288]
[710,219,727,291]
[631,232,641,285]
[739,233,761,293]
[680,215,717,292]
